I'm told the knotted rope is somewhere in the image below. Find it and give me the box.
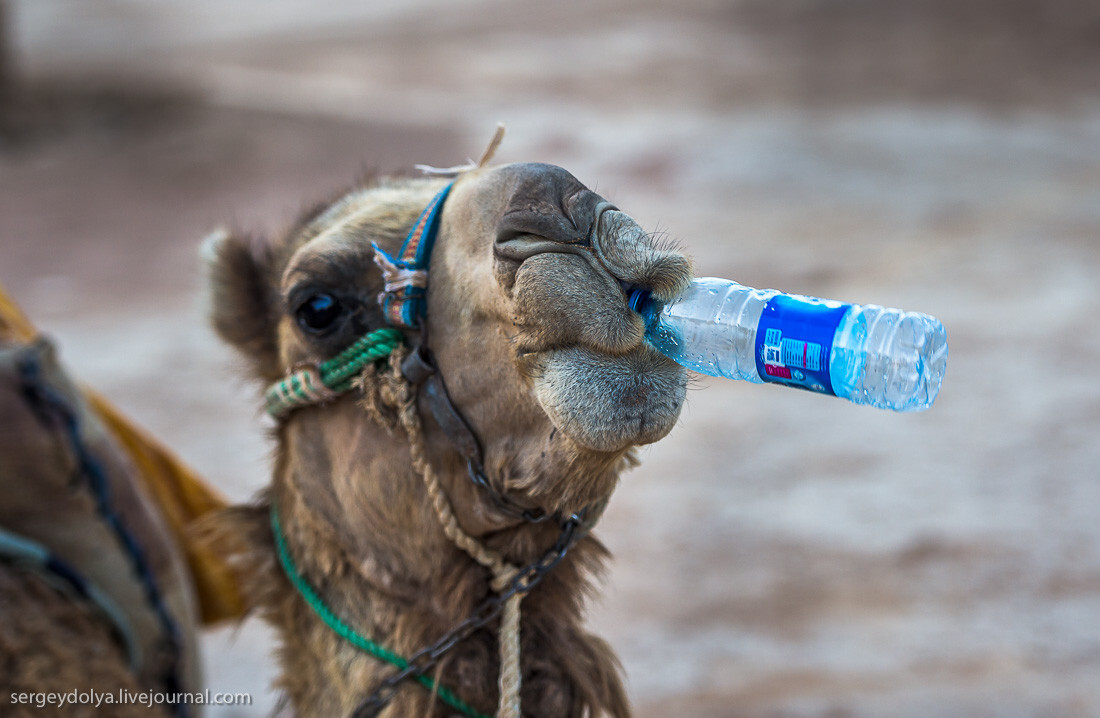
[267,125,538,715]
[270,335,529,716]
[364,345,525,718]
[265,328,403,418]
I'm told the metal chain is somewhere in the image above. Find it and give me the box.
[350,513,584,718]
[465,458,557,525]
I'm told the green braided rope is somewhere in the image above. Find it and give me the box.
[265,328,404,417]
[319,328,404,389]
[270,506,490,718]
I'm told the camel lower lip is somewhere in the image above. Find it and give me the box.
[529,345,687,453]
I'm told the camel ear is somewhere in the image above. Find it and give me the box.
[202,229,282,381]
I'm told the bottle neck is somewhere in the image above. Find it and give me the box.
[627,288,649,314]
[629,288,664,336]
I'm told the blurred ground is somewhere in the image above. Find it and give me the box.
[2,1,1100,716]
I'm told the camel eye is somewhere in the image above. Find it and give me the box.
[296,293,344,334]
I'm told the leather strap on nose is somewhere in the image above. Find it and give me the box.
[400,344,553,524]
[400,346,483,467]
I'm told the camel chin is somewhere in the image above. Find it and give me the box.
[530,344,687,454]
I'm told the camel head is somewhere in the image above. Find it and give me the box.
[206,162,692,522]
[427,163,692,512]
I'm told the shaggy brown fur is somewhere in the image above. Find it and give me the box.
[0,335,200,717]
[202,163,692,717]
[0,568,150,718]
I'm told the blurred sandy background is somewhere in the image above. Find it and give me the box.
[2,1,1099,716]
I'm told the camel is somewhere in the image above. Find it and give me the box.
[0,306,205,717]
[202,154,693,717]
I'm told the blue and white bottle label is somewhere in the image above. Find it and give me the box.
[755,294,850,395]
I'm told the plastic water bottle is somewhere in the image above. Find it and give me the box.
[630,278,947,411]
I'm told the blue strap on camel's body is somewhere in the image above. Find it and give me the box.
[0,524,141,671]
[372,182,455,330]
[15,349,188,718]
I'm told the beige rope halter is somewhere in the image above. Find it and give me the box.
[364,345,525,718]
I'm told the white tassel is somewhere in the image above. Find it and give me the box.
[414,123,507,177]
